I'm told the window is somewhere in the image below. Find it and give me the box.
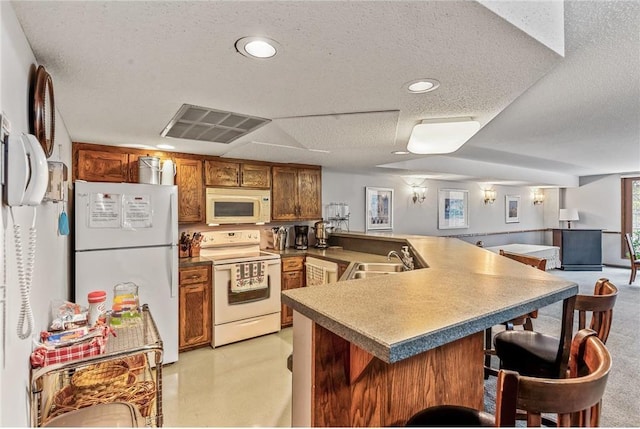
[621,177,640,257]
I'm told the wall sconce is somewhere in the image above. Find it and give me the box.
[412,186,427,204]
[483,189,496,205]
[533,189,545,205]
[559,208,579,229]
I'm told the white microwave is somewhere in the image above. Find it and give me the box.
[205,188,271,225]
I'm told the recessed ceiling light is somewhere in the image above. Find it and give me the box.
[405,78,440,94]
[157,144,175,150]
[392,150,410,155]
[235,36,280,59]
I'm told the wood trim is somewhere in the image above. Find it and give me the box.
[72,142,320,173]
[621,177,639,258]
[446,228,548,238]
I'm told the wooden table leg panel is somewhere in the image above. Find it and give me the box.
[312,323,484,427]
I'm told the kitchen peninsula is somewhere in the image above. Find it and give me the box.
[281,232,578,427]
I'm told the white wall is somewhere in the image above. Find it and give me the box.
[563,174,637,266]
[1,3,72,426]
[322,170,546,245]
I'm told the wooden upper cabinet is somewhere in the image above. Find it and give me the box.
[241,163,271,188]
[297,168,322,219]
[204,160,240,187]
[175,157,204,223]
[272,166,322,221]
[272,166,299,221]
[205,160,271,189]
[76,149,130,182]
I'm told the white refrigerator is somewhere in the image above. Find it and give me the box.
[74,181,179,364]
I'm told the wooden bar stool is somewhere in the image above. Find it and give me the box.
[494,278,617,379]
[484,250,547,378]
[406,329,612,427]
[624,233,639,284]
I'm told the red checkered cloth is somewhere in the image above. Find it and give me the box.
[30,326,114,369]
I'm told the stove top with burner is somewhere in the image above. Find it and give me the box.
[198,230,280,264]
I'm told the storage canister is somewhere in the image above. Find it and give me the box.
[138,156,160,184]
[87,290,107,326]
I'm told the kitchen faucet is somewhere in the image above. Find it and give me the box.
[387,246,414,271]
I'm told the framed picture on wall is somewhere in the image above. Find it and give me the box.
[365,187,393,230]
[505,195,520,223]
[438,189,469,229]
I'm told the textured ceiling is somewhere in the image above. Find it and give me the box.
[11,0,640,187]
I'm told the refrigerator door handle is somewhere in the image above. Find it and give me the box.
[170,246,178,298]
[170,190,178,240]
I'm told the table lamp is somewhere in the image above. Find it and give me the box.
[559,208,579,229]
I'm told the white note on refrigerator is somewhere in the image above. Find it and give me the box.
[89,193,121,228]
[123,194,152,228]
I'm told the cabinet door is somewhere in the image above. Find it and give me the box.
[272,166,299,221]
[175,158,204,223]
[76,149,130,182]
[204,160,240,187]
[297,168,322,219]
[281,270,304,327]
[179,266,212,350]
[241,163,271,188]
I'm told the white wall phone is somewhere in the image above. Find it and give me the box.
[6,133,48,206]
[5,133,48,339]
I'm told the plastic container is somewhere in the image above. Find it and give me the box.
[138,156,160,184]
[111,282,140,326]
[161,159,176,186]
[87,290,107,326]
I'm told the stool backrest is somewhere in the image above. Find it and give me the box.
[499,250,547,271]
[625,233,638,261]
[575,278,617,344]
[495,329,611,427]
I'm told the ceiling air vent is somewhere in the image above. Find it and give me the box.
[161,104,270,144]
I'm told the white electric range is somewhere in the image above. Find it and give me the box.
[198,230,281,347]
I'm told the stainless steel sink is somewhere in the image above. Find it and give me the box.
[355,262,405,272]
[350,271,397,279]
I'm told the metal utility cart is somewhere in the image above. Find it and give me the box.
[30,305,164,427]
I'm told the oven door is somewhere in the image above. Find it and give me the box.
[214,259,281,325]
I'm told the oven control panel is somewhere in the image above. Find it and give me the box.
[200,230,260,248]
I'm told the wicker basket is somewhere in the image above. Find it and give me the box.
[120,353,148,376]
[48,374,155,421]
[71,363,130,401]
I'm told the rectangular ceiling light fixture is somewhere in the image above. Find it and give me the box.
[161,104,271,144]
[407,117,480,154]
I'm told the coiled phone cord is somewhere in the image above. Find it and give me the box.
[11,207,37,340]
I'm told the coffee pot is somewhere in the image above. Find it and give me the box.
[294,225,309,250]
[312,219,333,248]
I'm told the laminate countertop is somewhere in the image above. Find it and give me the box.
[281,231,578,364]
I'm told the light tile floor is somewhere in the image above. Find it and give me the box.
[163,328,293,427]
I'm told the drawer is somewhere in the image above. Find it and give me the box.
[282,256,304,272]
[179,266,210,285]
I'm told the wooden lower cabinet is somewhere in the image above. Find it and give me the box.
[281,256,305,328]
[179,265,212,351]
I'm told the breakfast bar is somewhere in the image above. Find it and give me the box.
[281,233,578,427]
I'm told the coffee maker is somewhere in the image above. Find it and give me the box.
[294,225,309,250]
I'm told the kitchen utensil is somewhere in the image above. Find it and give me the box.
[312,219,333,248]
[277,227,288,251]
[138,156,160,184]
[58,205,69,236]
